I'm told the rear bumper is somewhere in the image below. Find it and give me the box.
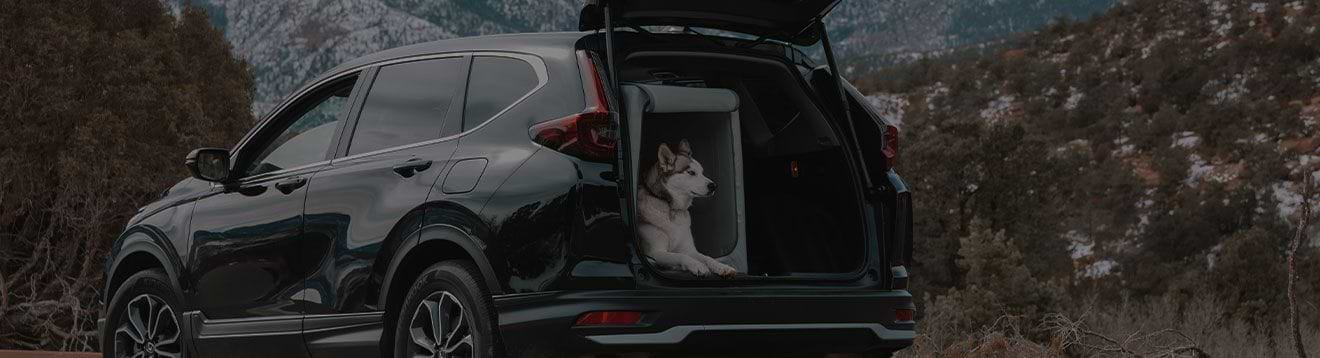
[495,289,915,356]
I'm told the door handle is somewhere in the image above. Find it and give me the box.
[392,159,433,178]
[274,177,307,194]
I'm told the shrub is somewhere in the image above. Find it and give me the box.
[0,0,252,350]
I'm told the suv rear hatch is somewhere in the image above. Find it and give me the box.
[575,0,908,288]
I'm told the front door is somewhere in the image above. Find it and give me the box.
[300,57,470,357]
[186,74,362,357]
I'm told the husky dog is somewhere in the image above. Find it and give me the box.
[637,140,738,277]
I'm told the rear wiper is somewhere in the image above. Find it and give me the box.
[681,26,730,48]
[735,35,771,49]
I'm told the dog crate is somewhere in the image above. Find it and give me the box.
[624,83,748,273]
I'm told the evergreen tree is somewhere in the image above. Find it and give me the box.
[0,0,253,350]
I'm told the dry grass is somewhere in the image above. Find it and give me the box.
[903,295,1320,357]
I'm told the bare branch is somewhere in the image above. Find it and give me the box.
[1,271,8,317]
[1287,172,1312,358]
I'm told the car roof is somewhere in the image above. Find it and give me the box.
[321,31,591,78]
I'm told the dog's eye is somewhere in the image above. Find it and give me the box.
[686,170,696,176]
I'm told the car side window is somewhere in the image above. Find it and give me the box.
[463,56,537,131]
[347,57,466,155]
[244,77,356,177]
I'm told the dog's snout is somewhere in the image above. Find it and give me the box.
[707,182,718,191]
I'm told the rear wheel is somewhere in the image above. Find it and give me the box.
[103,269,185,358]
[393,260,496,358]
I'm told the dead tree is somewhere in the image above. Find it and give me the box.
[1287,174,1311,358]
[1043,313,1208,358]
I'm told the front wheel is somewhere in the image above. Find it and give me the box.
[103,269,186,358]
[393,260,497,358]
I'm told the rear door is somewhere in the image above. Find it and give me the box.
[579,0,840,45]
[300,55,470,356]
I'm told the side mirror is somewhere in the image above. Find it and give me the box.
[186,148,232,182]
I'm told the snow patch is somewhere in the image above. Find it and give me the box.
[866,93,909,127]
[1185,154,1215,187]
[1212,73,1251,104]
[1083,260,1116,278]
[1067,230,1093,260]
[980,95,1016,123]
[1113,136,1136,156]
[1172,131,1201,148]
[1065,87,1085,110]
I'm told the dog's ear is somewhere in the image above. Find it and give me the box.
[657,143,675,171]
[676,139,692,155]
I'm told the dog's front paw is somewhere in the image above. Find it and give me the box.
[681,261,711,276]
[709,262,738,278]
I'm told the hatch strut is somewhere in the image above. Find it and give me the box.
[817,21,877,194]
[602,1,621,98]
[599,0,632,203]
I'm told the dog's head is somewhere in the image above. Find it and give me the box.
[645,140,717,209]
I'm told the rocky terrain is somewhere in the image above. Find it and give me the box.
[859,0,1320,355]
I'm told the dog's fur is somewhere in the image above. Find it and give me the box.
[637,140,738,277]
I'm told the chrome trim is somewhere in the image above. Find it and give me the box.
[195,314,303,338]
[302,311,384,332]
[217,159,330,187]
[193,312,385,338]
[583,323,916,345]
[233,51,547,172]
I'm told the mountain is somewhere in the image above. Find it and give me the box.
[167,0,1119,114]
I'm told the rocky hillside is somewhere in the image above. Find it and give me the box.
[860,0,1320,354]
[166,0,1117,114]
[862,0,1320,334]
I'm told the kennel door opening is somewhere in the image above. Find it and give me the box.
[623,84,747,273]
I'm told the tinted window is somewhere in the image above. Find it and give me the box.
[246,80,354,177]
[464,56,537,130]
[349,58,465,155]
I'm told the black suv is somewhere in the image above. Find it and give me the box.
[98,1,914,357]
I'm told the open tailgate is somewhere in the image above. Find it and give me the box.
[579,0,841,46]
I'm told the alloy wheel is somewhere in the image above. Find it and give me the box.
[407,291,475,358]
[114,294,182,358]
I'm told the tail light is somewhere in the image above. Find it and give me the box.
[895,308,915,322]
[882,125,899,168]
[530,51,616,163]
[574,311,644,326]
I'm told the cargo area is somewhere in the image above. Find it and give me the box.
[621,51,867,279]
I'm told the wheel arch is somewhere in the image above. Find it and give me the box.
[380,223,501,312]
[104,227,185,306]
[378,211,502,356]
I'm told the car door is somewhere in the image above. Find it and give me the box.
[299,56,470,357]
[186,73,363,357]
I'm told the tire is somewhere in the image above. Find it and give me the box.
[102,269,187,358]
[393,260,497,358]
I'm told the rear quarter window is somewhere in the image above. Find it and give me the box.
[463,56,537,131]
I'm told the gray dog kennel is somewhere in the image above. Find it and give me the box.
[624,84,749,273]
